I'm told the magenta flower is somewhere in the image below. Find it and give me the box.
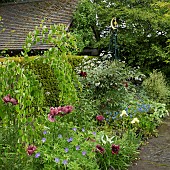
[96,115,105,122]
[10,98,18,105]
[48,105,74,121]
[48,114,55,122]
[96,144,105,154]
[61,105,74,114]
[2,94,18,105]
[111,144,120,155]
[50,107,61,116]
[2,94,11,103]
[27,145,37,156]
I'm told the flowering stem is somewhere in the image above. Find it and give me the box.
[53,121,56,145]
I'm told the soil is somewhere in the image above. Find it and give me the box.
[128,115,170,170]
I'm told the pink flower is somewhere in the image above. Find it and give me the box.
[48,114,55,122]
[60,105,74,115]
[96,115,105,122]
[2,94,11,103]
[111,144,120,155]
[96,144,105,154]
[50,107,60,116]
[27,145,37,156]
[10,98,18,105]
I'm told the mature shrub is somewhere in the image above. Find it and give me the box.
[142,70,170,103]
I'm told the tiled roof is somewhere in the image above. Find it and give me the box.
[0,0,78,50]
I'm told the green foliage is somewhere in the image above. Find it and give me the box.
[32,119,99,170]
[22,23,80,106]
[0,60,45,169]
[142,70,170,103]
[71,0,99,48]
[22,57,60,107]
[72,0,170,72]
[75,56,145,111]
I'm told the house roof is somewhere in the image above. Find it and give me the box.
[0,0,78,50]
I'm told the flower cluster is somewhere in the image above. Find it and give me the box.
[48,105,73,122]
[2,94,18,105]
[95,144,120,155]
[79,71,87,77]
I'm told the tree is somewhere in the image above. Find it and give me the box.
[72,0,170,74]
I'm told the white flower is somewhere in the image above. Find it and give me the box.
[131,118,139,124]
[95,82,100,86]
[45,92,50,96]
[120,110,128,117]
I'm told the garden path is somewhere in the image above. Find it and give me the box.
[129,115,170,170]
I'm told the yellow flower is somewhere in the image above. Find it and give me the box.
[131,118,139,124]
[120,110,128,117]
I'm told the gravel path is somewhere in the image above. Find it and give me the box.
[129,116,170,170]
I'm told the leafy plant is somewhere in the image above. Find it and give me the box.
[142,70,170,103]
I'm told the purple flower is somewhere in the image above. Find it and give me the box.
[43,130,47,135]
[82,128,85,132]
[63,160,68,165]
[82,151,86,156]
[58,134,62,138]
[76,145,80,150]
[65,148,69,153]
[35,152,40,158]
[42,138,46,143]
[67,137,73,143]
[92,132,96,136]
[72,127,77,132]
[55,158,60,163]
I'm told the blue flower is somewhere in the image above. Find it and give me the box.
[92,132,96,136]
[55,158,60,163]
[82,151,86,156]
[72,127,77,132]
[82,128,85,132]
[63,160,68,165]
[76,145,80,150]
[58,134,62,138]
[43,130,47,135]
[65,148,69,153]
[67,137,73,143]
[42,138,46,143]
[35,153,40,158]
